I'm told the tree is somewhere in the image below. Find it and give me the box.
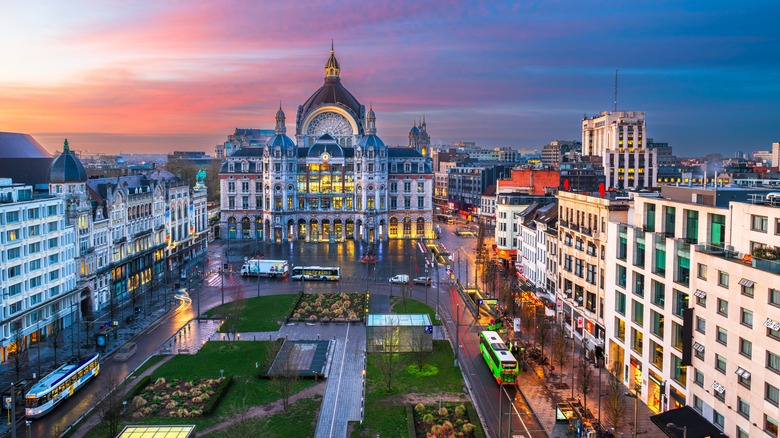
[399,282,412,312]
[534,315,551,372]
[604,361,626,435]
[577,359,593,414]
[8,321,29,381]
[552,329,568,385]
[520,304,535,345]
[408,327,429,371]
[224,287,246,346]
[373,320,404,392]
[97,371,122,438]
[49,320,64,367]
[267,340,300,412]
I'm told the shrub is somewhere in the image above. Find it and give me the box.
[454,404,466,418]
[132,396,147,408]
[422,413,435,423]
[155,377,166,385]
[125,375,151,400]
[415,403,426,412]
[438,407,448,416]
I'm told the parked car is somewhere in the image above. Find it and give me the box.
[413,276,433,285]
[388,274,410,284]
[115,342,137,361]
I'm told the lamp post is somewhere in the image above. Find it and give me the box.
[219,268,225,305]
[455,299,460,368]
[666,422,687,438]
[435,260,440,321]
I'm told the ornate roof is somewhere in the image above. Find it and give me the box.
[307,134,344,158]
[49,139,88,183]
[297,47,363,132]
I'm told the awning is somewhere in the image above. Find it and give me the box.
[738,278,754,287]
[650,406,724,438]
[693,289,706,299]
[765,318,780,331]
[735,367,751,379]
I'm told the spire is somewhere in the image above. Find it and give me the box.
[366,103,377,135]
[422,114,426,128]
[325,41,340,79]
[63,139,70,153]
[275,103,287,135]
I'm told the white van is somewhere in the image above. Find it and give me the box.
[115,342,137,361]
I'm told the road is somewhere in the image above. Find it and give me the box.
[32,224,546,438]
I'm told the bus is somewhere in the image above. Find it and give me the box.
[478,331,518,385]
[291,266,341,281]
[25,353,100,418]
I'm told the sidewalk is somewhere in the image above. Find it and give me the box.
[514,332,662,437]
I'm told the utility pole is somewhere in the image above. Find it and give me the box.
[435,261,440,321]
[455,300,460,368]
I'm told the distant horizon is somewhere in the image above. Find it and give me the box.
[3,2,779,157]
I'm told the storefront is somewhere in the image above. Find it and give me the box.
[647,370,663,413]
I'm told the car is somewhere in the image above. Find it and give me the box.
[115,342,137,361]
[388,274,410,284]
[413,276,432,285]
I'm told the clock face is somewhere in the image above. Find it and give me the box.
[321,153,330,162]
[307,112,353,137]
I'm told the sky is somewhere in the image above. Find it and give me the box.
[1,1,779,157]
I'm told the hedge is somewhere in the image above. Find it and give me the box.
[202,376,234,416]
[124,376,151,401]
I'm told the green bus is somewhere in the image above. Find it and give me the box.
[478,331,519,385]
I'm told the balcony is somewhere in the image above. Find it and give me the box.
[695,243,780,275]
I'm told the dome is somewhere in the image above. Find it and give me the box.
[356,134,385,150]
[307,134,344,158]
[49,139,88,183]
[409,125,420,136]
[266,134,295,151]
[0,132,53,185]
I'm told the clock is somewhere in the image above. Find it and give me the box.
[307,112,353,137]
[321,153,330,162]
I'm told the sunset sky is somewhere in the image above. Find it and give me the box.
[1,1,778,157]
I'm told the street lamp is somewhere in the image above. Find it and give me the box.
[666,423,687,438]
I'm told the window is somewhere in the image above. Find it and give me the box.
[767,383,780,406]
[616,264,627,288]
[741,283,754,298]
[417,197,424,209]
[651,311,664,338]
[769,324,780,341]
[771,288,780,307]
[673,290,689,317]
[693,395,703,412]
[740,308,753,327]
[736,397,749,420]
[715,354,727,373]
[717,298,728,316]
[631,328,643,354]
[740,338,752,358]
[694,369,704,386]
[6,210,20,223]
[9,301,22,315]
[696,316,706,334]
[697,263,707,280]
[716,326,728,345]
[29,259,41,271]
[736,427,749,438]
[718,271,729,287]
[7,246,21,260]
[768,351,780,374]
[650,340,663,369]
[672,322,684,351]
[7,229,19,241]
[633,272,645,297]
[671,354,686,386]
[8,264,21,278]
[766,415,779,437]
[7,283,22,297]
[751,214,768,232]
[615,317,626,341]
[632,300,644,325]
[616,292,626,315]
[713,411,724,428]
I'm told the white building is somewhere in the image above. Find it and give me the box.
[1,179,77,363]
[604,186,780,436]
[582,111,657,189]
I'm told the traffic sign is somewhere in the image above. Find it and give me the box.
[425,325,433,334]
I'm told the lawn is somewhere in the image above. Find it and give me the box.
[390,297,442,326]
[203,395,322,438]
[130,354,168,377]
[352,341,466,437]
[204,293,300,331]
[83,341,317,437]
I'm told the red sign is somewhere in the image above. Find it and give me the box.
[577,316,584,328]
[585,321,594,334]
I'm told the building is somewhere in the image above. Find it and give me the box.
[1,178,78,363]
[447,164,513,219]
[478,185,496,230]
[496,168,560,196]
[216,128,275,160]
[603,185,780,437]
[493,194,556,267]
[582,111,657,189]
[166,151,214,168]
[0,132,53,186]
[557,190,630,360]
[559,160,606,193]
[408,117,431,158]
[773,142,779,168]
[541,140,581,168]
[518,203,557,292]
[218,47,433,242]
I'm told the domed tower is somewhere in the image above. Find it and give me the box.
[263,103,297,216]
[355,104,388,217]
[49,139,92,252]
[296,44,364,149]
[265,103,296,157]
[418,115,431,157]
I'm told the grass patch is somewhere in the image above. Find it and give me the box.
[353,341,466,437]
[390,297,441,325]
[204,395,322,438]
[205,293,300,331]
[82,341,317,437]
[130,354,168,377]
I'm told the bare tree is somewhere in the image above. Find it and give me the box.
[604,361,626,435]
[224,287,246,346]
[553,329,568,385]
[520,304,535,345]
[97,371,122,438]
[49,320,64,367]
[577,359,593,414]
[373,323,404,392]
[408,327,429,371]
[267,341,300,411]
[9,322,29,381]
[399,282,412,312]
[535,317,551,372]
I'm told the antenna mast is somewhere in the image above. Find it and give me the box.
[614,69,619,111]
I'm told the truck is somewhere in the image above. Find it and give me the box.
[241,259,289,278]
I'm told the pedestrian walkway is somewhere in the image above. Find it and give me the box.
[230,321,367,438]
[514,334,662,437]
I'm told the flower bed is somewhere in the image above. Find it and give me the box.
[413,403,479,438]
[291,292,367,320]
[128,377,224,418]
